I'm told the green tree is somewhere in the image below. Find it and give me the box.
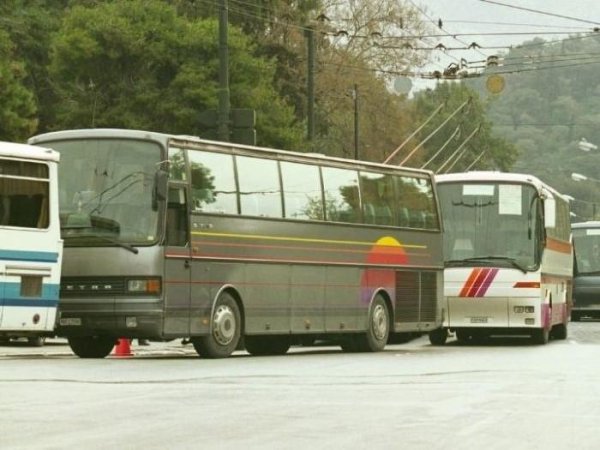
[0,0,68,134]
[48,0,304,149]
[0,29,37,141]
[405,82,518,172]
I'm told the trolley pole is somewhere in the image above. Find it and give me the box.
[353,84,359,160]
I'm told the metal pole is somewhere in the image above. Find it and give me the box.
[217,0,230,142]
[354,84,359,160]
[383,102,445,164]
[305,26,315,143]
[397,98,470,166]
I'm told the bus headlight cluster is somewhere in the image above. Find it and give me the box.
[127,278,161,294]
[514,306,534,313]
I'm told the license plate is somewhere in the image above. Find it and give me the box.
[470,316,488,323]
[60,318,82,326]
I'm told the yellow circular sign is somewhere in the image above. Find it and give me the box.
[486,74,505,94]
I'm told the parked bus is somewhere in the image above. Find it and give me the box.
[0,142,62,346]
[429,171,572,345]
[571,221,600,321]
[29,129,444,358]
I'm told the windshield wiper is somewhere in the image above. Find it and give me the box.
[62,230,139,254]
[445,256,527,273]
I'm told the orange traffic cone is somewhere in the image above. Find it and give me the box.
[113,338,132,357]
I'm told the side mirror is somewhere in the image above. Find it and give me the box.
[152,170,168,211]
[544,197,556,229]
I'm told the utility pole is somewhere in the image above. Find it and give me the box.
[305,25,315,144]
[217,0,230,142]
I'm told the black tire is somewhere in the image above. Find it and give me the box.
[340,335,359,352]
[192,292,241,358]
[245,336,291,356]
[428,328,448,346]
[353,296,390,352]
[532,327,550,345]
[553,323,568,340]
[68,336,116,358]
[27,336,45,347]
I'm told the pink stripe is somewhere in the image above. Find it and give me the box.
[466,268,490,297]
[473,268,499,297]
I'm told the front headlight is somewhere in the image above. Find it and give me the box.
[127,278,161,294]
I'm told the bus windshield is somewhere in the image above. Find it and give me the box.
[573,228,600,274]
[437,181,541,271]
[48,138,162,246]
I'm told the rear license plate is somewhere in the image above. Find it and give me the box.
[59,318,82,326]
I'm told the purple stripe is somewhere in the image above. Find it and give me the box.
[473,268,499,297]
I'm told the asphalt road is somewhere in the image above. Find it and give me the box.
[1,322,600,450]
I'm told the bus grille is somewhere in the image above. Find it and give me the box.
[394,271,438,323]
[60,277,126,297]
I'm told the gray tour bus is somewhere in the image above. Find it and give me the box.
[29,129,444,358]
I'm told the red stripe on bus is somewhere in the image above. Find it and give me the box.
[459,268,483,297]
[465,268,491,297]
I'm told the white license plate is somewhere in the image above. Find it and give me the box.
[470,316,488,323]
[59,318,82,326]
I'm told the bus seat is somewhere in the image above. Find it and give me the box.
[363,203,375,224]
[374,205,393,225]
[397,207,409,227]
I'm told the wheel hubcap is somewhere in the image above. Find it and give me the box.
[372,304,388,340]
[212,305,236,346]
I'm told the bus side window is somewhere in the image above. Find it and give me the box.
[166,186,188,247]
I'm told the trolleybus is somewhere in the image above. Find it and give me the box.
[0,142,62,346]
[29,129,444,358]
[571,221,600,321]
[429,171,572,345]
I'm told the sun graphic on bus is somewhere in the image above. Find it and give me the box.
[366,236,408,265]
[361,236,408,304]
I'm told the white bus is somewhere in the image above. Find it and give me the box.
[429,171,572,345]
[0,142,62,346]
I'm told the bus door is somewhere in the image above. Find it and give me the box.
[163,183,192,335]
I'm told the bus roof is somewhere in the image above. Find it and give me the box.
[0,141,59,163]
[435,171,568,202]
[28,128,433,177]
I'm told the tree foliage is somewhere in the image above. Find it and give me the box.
[469,34,600,218]
[48,0,304,149]
[0,29,37,141]
[393,82,517,173]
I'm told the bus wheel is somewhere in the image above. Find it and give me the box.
[192,293,241,358]
[354,296,390,352]
[531,327,550,345]
[553,323,568,340]
[245,336,291,356]
[68,336,116,358]
[428,328,447,346]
